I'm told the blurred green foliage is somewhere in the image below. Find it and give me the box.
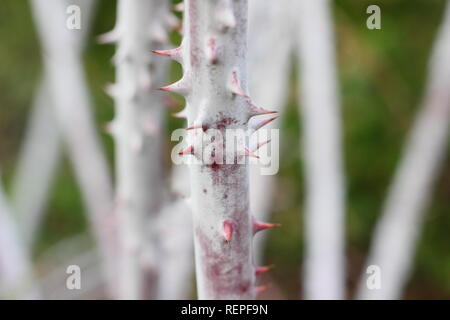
[0,0,448,299]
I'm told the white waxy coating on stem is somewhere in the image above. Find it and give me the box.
[0,173,37,299]
[112,0,170,299]
[171,0,273,299]
[296,0,346,300]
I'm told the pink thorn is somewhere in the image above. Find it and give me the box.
[244,147,260,159]
[249,102,278,116]
[187,123,208,132]
[255,285,269,295]
[253,139,271,152]
[151,49,171,57]
[157,86,171,92]
[186,124,202,131]
[150,47,182,62]
[178,145,194,156]
[253,116,279,131]
[223,220,233,242]
[230,71,248,97]
[253,217,281,234]
[172,109,187,119]
[157,77,190,96]
[255,265,274,276]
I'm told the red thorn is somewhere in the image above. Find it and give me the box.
[151,49,170,57]
[157,77,190,96]
[223,220,233,242]
[150,47,182,63]
[255,265,274,276]
[157,86,171,92]
[255,285,269,295]
[187,123,208,132]
[186,124,202,131]
[260,109,277,115]
[253,139,271,152]
[253,218,281,234]
[178,145,194,156]
[157,84,183,94]
[244,147,260,159]
[252,116,279,131]
[249,102,278,117]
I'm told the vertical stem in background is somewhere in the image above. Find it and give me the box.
[296,0,346,299]
[156,164,194,299]
[185,0,252,299]
[30,0,115,297]
[357,2,450,300]
[0,173,37,299]
[248,0,292,264]
[106,0,170,299]
[155,0,278,299]
[12,0,97,248]
[11,82,61,246]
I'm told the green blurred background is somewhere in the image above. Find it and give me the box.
[0,0,448,299]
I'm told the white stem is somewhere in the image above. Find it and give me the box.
[0,173,38,299]
[159,0,275,299]
[110,0,171,299]
[12,0,97,247]
[357,1,450,300]
[11,81,61,246]
[248,0,293,264]
[296,0,346,299]
[157,164,194,299]
[185,0,254,300]
[156,202,193,299]
[30,0,115,296]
